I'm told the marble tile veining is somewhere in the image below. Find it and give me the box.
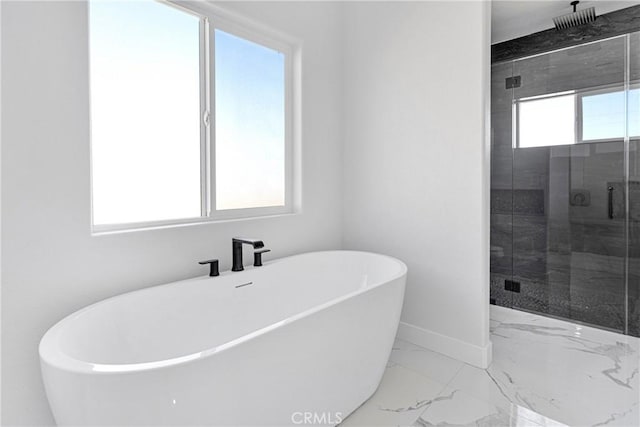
[339,364,446,427]
[342,306,640,427]
[483,307,639,427]
[414,387,546,427]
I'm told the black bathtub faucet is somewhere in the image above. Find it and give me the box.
[232,238,264,272]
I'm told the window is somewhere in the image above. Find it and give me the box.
[89,0,296,231]
[515,86,639,148]
[517,92,576,148]
[581,88,640,141]
[214,30,286,211]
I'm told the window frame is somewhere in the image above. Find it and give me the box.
[89,0,299,234]
[514,82,639,149]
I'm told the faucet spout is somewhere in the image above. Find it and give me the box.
[232,237,264,249]
[232,238,265,271]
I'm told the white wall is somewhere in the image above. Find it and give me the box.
[0,0,3,422]
[342,1,492,367]
[0,1,344,425]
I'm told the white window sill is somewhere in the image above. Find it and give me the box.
[91,211,299,236]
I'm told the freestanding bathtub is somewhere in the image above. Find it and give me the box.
[39,250,407,426]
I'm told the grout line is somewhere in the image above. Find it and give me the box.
[409,361,467,424]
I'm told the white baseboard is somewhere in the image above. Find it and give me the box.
[396,321,492,368]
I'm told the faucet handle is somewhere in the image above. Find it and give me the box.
[198,259,220,277]
[253,249,271,267]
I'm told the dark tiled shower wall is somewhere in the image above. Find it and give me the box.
[491,144,631,332]
[492,5,640,63]
[490,15,640,336]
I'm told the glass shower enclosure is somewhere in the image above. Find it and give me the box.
[490,32,640,336]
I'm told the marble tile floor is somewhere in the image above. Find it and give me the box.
[340,305,639,427]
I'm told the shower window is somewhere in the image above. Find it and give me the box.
[581,86,640,141]
[516,92,576,148]
[516,85,639,148]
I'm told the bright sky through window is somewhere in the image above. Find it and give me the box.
[214,29,286,211]
[518,94,576,148]
[582,89,640,141]
[90,0,201,225]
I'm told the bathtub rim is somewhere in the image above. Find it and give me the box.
[39,250,407,375]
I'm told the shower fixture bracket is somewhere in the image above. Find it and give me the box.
[505,76,521,89]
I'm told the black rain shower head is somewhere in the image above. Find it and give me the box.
[553,1,597,30]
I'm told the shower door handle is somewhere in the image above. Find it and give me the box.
[608,186,614,219]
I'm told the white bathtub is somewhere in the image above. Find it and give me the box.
[39,250,407,426]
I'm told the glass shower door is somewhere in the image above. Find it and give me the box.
[509,36,628,332]
[490,61,515,308]
[627,32,640,336]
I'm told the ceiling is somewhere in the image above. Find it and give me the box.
[491,0,640,44]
